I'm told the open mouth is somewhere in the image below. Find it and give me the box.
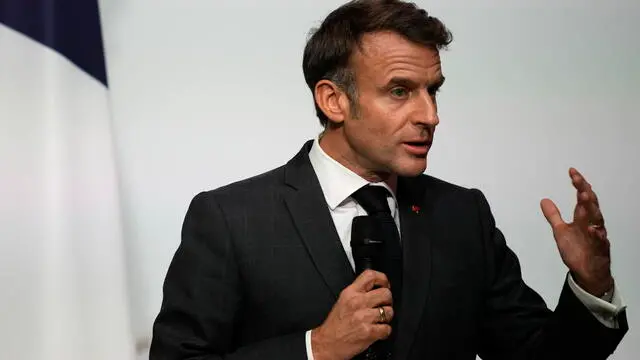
[403,141,431,155]
[405,141,430,147]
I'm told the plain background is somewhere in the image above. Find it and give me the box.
[98,0,638,358]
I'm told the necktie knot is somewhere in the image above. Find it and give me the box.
[351,185,392,216]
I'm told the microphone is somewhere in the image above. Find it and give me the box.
[350,216,384,274]
[351,216,390,360]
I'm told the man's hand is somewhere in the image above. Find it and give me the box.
[541,167,614,297]
[311,270,394,360]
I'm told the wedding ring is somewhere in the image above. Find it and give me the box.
[378,307,387,323]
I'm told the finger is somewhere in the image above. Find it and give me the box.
[587,227,611,253]
[574,203,590,226]
[578,189,605,227]
[352,270,390,293]
[359,305,395,324]
[376,306,394,323]
[569,168,589,192]
[540,198,565,230]
[369,323,393,341]
[568,169,607,228]
[576,183,600,207]
[364,287,393,308]
[587,198,605,226]
[588,225,609,242]
[570,168,599,203]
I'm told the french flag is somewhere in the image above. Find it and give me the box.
[0,1,135,359]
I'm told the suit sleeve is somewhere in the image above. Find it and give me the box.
[471,189,628,360]
[149,192,308,360]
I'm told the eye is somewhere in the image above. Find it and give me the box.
[390,87,409,98]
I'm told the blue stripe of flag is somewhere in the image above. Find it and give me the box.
[0,0,108,86]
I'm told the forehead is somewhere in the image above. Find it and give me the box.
[351,31,442,83]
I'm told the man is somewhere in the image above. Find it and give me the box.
[150,1,628,359]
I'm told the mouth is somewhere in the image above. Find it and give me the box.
[402,140,431,156]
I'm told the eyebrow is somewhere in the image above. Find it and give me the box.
[386,75,446,90]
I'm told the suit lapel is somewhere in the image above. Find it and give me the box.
[282,141,355,299]
[394,175,435,360]
[281,142,439,358]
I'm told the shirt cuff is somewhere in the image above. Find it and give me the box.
[567,273,627,329]
[305,330,315,360]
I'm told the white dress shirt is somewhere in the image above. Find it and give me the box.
[304,138,625,360]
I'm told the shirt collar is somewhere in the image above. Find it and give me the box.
[308,137,397,210]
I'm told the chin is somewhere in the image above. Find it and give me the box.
[393,159,427,177]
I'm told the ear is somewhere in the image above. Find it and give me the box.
[314,80,350,124]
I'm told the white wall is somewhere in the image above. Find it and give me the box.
[100,0,639,358]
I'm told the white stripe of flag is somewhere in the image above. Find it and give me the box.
[0,2,135,359]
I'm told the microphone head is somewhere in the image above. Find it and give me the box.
[351,216,384,274]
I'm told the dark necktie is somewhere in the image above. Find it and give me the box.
[351,185,403,360]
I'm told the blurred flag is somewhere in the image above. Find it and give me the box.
[0,1,135,359]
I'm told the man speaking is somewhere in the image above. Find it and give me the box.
[150,1,628,358]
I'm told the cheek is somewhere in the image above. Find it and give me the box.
[350,98,408,151]
[357,117,395,150]
[345,116,392,159]
[361,104,405,137]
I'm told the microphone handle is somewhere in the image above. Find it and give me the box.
[356,253,389,358]
[356,257,375,275]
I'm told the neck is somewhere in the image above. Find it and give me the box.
[318,130,398,193]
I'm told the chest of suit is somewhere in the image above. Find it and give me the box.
[217,182,487,359]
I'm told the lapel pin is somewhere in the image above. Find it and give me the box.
[411,205,420,214]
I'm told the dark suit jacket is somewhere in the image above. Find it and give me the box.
[150,140,628,359]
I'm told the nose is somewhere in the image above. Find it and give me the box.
[410,90,439,127]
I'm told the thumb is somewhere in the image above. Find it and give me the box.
[540,198,565,230]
